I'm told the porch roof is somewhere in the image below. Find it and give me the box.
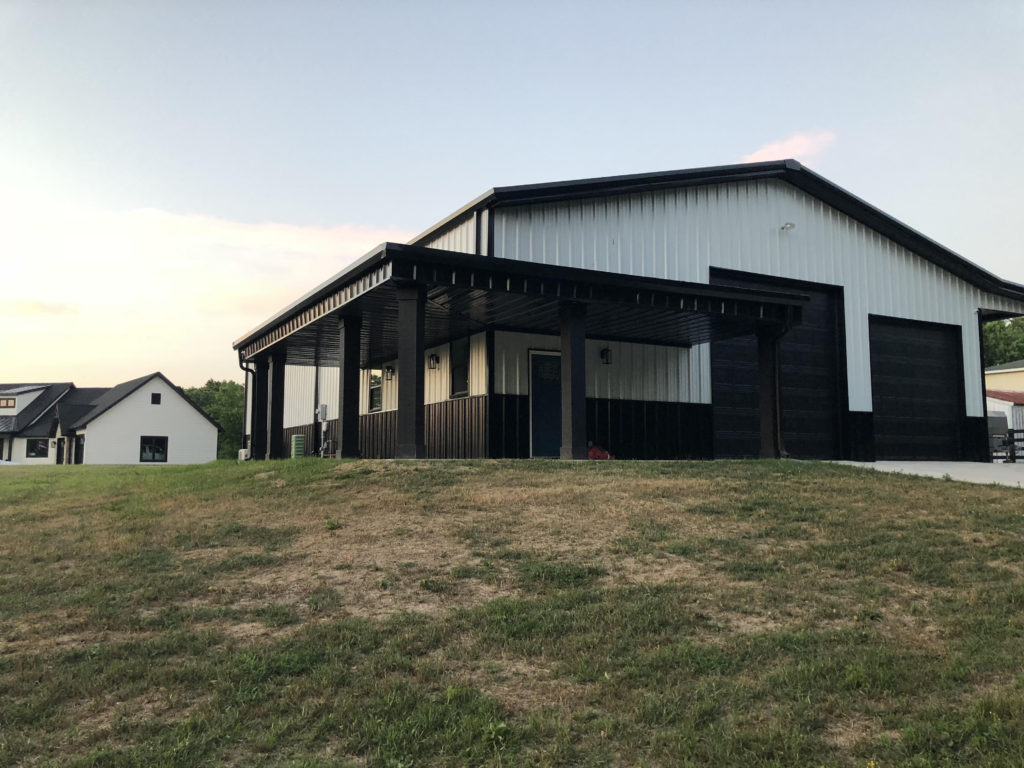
[233,243,808,367]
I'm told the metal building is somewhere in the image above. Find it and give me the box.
[233,160,1024,461]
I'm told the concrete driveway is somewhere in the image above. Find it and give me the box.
[837,461,1024,489]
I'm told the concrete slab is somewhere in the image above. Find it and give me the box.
[836,461,1024,489]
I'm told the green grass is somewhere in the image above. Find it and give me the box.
[1,459,1024,766]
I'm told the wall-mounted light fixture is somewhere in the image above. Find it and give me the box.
[384,366,395,381]
[600,347,612,365]
[427,354,440,370]
[780,222,796,232]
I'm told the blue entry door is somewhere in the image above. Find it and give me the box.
[530,351,562,457]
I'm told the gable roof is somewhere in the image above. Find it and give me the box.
[986,358,1024,373]
[0,383,73,437]
[64,372,222,432]
[987,389,1024,406]
[411,159,1024,304]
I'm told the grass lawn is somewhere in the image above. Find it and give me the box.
[2,459,1024,767]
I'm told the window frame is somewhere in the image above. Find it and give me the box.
[151,392,162,405]
[25,438,49,458]
[139,436,168,463]
[0,398,15,409]
[368,368,383,412]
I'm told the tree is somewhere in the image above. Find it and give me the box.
[982,317,1024,369]
[184,379,245,460]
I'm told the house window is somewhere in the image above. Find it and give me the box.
[26,438,49,458]
[0,398,15,408]
[450,337,469,398]
[140,436,168,463]
[151,393,161,405]
[368,369,383,412]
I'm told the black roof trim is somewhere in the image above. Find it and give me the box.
[410,160,1024,303]
[0,383,73,437]
[233,242,809,357]
[69,372,222,432]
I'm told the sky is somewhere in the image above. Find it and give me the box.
[2,0,1023,387]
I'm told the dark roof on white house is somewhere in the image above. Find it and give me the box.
[4,374,221,437]
[59,373,222,432]
[986,358,1024,373]
[411,160,1024,304]
[0,383,73,437]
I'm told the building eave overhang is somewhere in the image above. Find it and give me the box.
[234,243,808,367]
[409,160,1024,304]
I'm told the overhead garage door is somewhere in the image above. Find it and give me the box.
[711,271,844,459]
[869,317,964,460]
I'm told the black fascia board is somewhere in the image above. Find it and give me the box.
[235,242,810,358]
[408,160,1024,303]
[387,243,809,309]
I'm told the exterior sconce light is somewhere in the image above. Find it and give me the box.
[600,347,612,365]
[780,222,796,232]
[384,366,395,381]
[427,354,440,370]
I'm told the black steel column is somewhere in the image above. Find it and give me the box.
[267,353,286,459]
[757,327,784,459]
[560,301,588,460]
[337,315,362,458]
[396,283,426,458]
[250,356,269,460]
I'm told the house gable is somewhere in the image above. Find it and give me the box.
[81,375,217,464]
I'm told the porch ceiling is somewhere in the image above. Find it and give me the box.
[234,243,808,367]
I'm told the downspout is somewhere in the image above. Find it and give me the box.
[238,350,256,459]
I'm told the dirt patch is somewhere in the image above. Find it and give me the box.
[825,714,897,749]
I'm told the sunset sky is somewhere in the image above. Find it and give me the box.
[3,1,1023,387]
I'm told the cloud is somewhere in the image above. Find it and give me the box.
[742,131,837,164]
[0,191,415,386]
[0,301,79,318]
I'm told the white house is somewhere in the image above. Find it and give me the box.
[0,373,219,465]
[986,390,1024,432]
[233,161,1024,462]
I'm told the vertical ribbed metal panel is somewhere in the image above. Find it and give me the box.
[317,366,339,420]
[419,215,476,253]
[469,332,487,396]
[492,331,690,402]
[283,365,316,428]
[492,180,1024,416]
[424,343,449,405]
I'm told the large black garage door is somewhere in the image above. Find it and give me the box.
[711,271,845,459]
[869,317,964,460]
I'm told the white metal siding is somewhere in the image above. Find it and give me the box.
[418,215,476,253]
[277,333,489,421]
[283,365,317,428]
[492,180,1024,416]
[469,332,487,396]
[492,331,694,402]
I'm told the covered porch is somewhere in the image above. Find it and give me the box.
[233,243,807,460]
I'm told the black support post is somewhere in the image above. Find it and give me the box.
[560,301,588,460]
[337,315,362,458]
[250,356,269,460]
[757,327,785,459]
[267,354,286,459]
[396,283,426,458]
